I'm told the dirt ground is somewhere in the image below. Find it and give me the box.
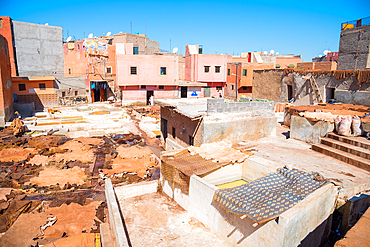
[0,104,163,246]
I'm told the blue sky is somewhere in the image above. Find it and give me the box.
[1,0,370,61]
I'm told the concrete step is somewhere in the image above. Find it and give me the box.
[320,138,370,160]
[327,132,370,150]
[312,143,370,172]
[100,223,117,247]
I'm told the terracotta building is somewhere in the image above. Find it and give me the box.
[64,33,160,102]
[0,34,14,125]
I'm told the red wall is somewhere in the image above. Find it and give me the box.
[0,34,14,121]
[0,16,17,77]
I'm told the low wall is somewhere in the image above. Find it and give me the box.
[14,102,34,118]
[104,179,130,247]
[114,180,158,200]
[203,116,277,143]
[207,98,274,113]
[161,158,337,247]
[335,90,370,107]
[290,115,334,144]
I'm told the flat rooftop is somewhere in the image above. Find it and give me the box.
[117,192,229,246]
[234,125,370,200]
[155,98,210,118]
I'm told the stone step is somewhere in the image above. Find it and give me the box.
[320,138,370,160]
[327,132,370,150]
[312,143,370,172]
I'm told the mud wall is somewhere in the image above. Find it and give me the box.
[254,69,370,106]
[252,69,284,102]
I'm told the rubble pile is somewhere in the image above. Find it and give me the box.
[0,126,159,246]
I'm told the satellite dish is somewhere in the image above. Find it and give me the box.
[263,51,268,55]
[172,47,178,53]
[66,36,72,42]
[45,23,48,26]
[319,55,323,57]
[88,33,93,38]
[106,32,111,36]
[323,50,330,55]
[270,49,275,54]
[276,52,279,55]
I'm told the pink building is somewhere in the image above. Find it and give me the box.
[185,45,228,98]
[116,44,179,103]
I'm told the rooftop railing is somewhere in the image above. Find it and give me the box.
[341,16,370,30]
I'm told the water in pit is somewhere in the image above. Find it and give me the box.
[216,179,249,189]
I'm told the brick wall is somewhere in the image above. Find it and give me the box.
[206,98,274,113]
[17,93,58,109]
[338,25,370,70]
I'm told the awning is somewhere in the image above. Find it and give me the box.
[178,80,206,87]
[212,168,327,224]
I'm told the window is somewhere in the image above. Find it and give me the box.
[172,127,176,138]
[106,66,112,74]
[75,91,78,96]
[133,47,139,55]
[189,135,194,146]
[204,66,210,73]
[243,69,247,77]
[141,85,146,89]
[228,69,230,76]
[39,83,46,90]
[62,92,66,97]
[77,44,80,50]
[18,84,26,91]
[232,85,234,90]
[0,19,3,28]
[215,66,221,73]
[68,68,72,75]
[216,86,222,91]
[160,67,166,75]
[130,66,137,75]
[242,86,252,93]
[159,85,164,90]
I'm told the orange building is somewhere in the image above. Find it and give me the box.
[275,55,301,68]
[225,62,274,100]
[12,76,57,109]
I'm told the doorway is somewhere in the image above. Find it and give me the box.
[326,87,335,102]
[204,86,211,97]
[180,87,187,98]
[147,90,154,105]
[91,81,113,102]
[161,118,168,140]
[287,85,293,101]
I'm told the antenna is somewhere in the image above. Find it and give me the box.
[66,36,72,42]
[172,47,178,53]
[106,32,111,36]
[88,33,93,38]
[130,21,132,34]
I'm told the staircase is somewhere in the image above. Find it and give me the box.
[303,75,324,104]
[312,132,370,172]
